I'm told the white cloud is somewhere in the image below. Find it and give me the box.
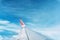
[31,25,60,40]
[0,20,10,24]
[0,20,60,40]
[0,20,21,33]
[0,19,21,40]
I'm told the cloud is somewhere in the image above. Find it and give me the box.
[0,19,21,39]
[0,20,21,34]
[0,20,10,24]
[30,24,60,40]
[25,21,60,40]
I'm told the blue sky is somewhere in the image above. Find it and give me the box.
[0,0,60,40]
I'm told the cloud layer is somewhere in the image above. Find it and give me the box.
[0,20,21,39]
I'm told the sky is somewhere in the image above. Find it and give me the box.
[0,0,60,40]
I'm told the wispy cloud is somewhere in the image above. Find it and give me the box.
[0,20,20,29]
[0,20,21,38]
[0,20,10,24]
[0,19,24,40]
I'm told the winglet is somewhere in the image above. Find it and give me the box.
[20,19,25,28]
